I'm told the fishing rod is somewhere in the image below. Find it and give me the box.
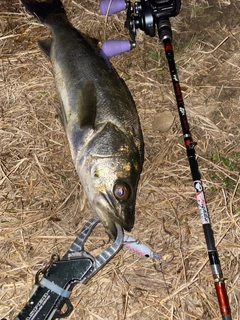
[158,19,231,320]
[100,1,232,318]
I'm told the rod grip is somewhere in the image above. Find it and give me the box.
[215,281,231,317]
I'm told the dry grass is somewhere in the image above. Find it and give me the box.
[1,0,240,319]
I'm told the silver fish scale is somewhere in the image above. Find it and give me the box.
[53,30,142,147]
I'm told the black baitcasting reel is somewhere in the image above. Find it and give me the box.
[125,0,181,39]
[100,0,181,56]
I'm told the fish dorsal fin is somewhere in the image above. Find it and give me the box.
[87,36,99,46]
[37,38,53,58]
[77,81,97,129]
[82,34,99,46]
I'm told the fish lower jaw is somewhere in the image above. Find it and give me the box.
[94,209,125,238]
[96,211,116,231]
[96,211,133,239]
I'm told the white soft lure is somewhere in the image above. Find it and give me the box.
[123,235,164,262]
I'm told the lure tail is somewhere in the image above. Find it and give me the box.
[21,0,66,24]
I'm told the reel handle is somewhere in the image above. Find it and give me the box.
[100,0,127,15]
[102,40,133,57]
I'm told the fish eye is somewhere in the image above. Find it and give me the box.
[113,182,130,201]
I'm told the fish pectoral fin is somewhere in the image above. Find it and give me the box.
[37,38,53,58]
[77,81,97,129]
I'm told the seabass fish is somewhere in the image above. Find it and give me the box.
[21,0,144,237]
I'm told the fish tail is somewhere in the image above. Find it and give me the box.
[21,0,67,24]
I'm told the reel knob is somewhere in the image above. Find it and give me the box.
[102,40,132,57]
[100,0,126,15]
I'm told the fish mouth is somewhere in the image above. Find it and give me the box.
[93,192,134,238]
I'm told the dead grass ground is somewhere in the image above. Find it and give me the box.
[1,0,240,319]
